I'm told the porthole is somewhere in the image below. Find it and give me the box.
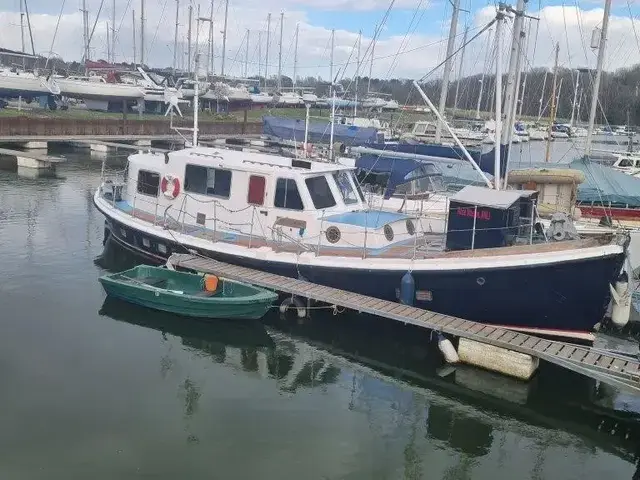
[326,226,341,244]
[384,224,394,242]
[477,277,486,286]
[406,219,416,236]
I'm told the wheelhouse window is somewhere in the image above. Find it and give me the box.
[184,164,232,198]
[305,175,336,209]
[136,170,160,196]
[274,178,304,210]
[333,171,359,205]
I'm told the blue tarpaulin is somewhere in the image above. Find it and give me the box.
[263,116,378,146]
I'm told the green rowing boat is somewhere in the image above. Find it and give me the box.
[99,265,278,320]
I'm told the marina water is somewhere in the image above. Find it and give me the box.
[1,146,640,479]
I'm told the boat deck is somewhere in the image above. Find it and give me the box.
[169,253,640,394]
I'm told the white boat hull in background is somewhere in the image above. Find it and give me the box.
[55,78,145,100]
[0,70,60,97]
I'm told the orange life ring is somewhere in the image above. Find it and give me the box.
[160,174,180,199]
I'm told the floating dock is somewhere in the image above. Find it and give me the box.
[169,253,640,394]
[0,146,65,170]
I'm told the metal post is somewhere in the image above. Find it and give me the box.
[173,0,179,72]
[193,16,200,147]
[471,206,477,250]
[213,202,217,239]
[187,4,192,75]
[221,0,229,76]
[277,11,284,91]
[435,0,460,143]
[140,0,145,65]
[249,207,254,248]
[586,0,612,156]
[494,10,503,190]
[304,103,310,155]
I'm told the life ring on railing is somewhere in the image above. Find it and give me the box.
[160,174,180,199]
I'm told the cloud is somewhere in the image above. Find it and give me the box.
[2,2,640,82]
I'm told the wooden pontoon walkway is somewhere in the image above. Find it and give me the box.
[170,253,640,394]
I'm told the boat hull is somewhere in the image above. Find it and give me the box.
[99,205,625,335]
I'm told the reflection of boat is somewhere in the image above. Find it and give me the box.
[99,265,277,319]
[99,296,275,349]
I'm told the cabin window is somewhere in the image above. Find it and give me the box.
[247,175,266,205]
[184,164,232,198]
[274,178,304,210]
[333,171,359,205]
[136,170,160,196]
[305,175,336,209]
[619,158,633,167]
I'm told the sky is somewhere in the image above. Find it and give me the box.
[2,0,640,82]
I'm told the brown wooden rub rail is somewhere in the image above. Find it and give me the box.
[168,253,640,394]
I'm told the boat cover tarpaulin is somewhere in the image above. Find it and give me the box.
[356,153,490,198]
[263,116,378,145]
[509,156,640,208]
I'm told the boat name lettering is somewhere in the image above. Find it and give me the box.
[456,207,491,221]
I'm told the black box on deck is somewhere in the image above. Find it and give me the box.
[445,186,538,251]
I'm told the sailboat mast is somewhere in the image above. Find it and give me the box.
[500,0,526,147]
[132,9,136,65]
[538,70,547,119]
[173,0,179,72]
[494,8,504,190]
[245,30,250,78]
[570,69,580,126]
[187,4,192,75]
[265,13,271,87]
[277,11,284,91]
[82,0,89,61]
[111,0,116,63]
[475,28,492,119]
[20,0,26,54]
[221,0,230,76]
[585,0,611,155]
[435,0,460,143]
[452,25,468,120]
[368,24,376,94]
[293,24,299,90]
[204,0,213,77]
[23,0,35,55]
[355,30,361,118]
[330,29,335,85]
[258,31,262,82]
[140,0,145,65]
[545,43,560,162]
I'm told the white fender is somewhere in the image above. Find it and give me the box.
[609,276,631,328]
[438,334,459,364]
